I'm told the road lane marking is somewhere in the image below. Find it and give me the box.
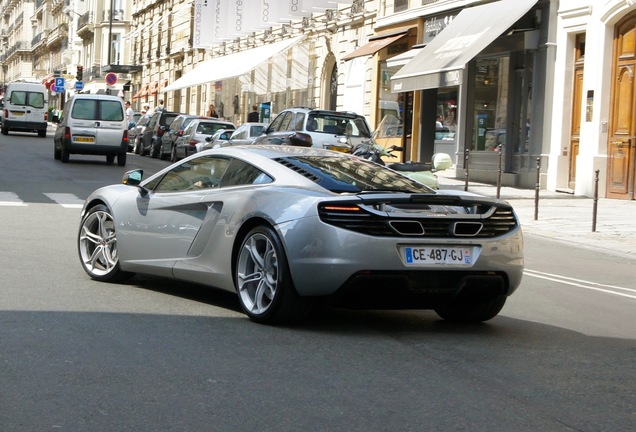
[524,269,636,300]
[43,193,84,209]
[0,192,27,206]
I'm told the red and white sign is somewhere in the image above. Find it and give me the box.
[105,72,118,86]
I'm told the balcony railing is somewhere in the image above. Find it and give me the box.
[78,11,92,30]
[102,9,125,22]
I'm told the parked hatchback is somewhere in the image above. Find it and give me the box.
[252,107,374,152]
[163,114,215,162]
[172,119,235,160]
[53,94,128,165]
[139,110,181,159]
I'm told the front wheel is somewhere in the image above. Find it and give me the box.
[78,204,132,283]
[235,226,312,324]
[435,295,507,323]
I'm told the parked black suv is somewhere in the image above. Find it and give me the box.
[140,110,182,159]
[252,107,374,152]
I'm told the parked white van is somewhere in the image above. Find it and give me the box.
[53,94,129,166]
[1,81,48,137]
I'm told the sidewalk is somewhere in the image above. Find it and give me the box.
[436,170,636,259]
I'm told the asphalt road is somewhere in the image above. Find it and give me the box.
[1,130,635,431]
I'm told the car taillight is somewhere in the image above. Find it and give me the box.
[188,139,199,146]
[44,112,48,121]
[64,127,71,140]
[122,129,128,143]
[157,128,165,136]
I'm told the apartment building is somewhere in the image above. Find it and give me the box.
[2,0,635,199]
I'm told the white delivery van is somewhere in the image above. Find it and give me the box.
[53,94,129,166]
[1,81,48,137]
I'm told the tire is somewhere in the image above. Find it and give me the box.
[1,126,8,135]
[235,225,313,325]
[78,204,133,283]
[171,144,178,163]
[150,139,160,158]
[118,152,126,166]
[61,147,70,163]
[38,129,46,138]
[106,154,115,164]
[54,142,61,160]
[435,295,507,323]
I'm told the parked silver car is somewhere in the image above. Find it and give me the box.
[205,122,267,149]
[78,145,524,325]
[252,107,374,152]
[172,118,235,160]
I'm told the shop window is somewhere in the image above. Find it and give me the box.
[470,56,510,151]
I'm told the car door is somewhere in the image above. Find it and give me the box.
[116,156,232,276]
[259,111,294,144]
[24,90,47,125]
[95,99,126,147]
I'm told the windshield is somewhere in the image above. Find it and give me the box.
[307,113,372,138]
[277,155,434,194]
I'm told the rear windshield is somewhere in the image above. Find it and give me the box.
[197,122,234,135]
[160,114,178,126]
[306,114,372,138]
[9,91,45,109]
[71,99,124,121]
[276,155,434,194]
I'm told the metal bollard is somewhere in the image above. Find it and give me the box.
[592,169,599,232]
[496,144,503,199]
[464,149,470,192]
[534,157,541,220]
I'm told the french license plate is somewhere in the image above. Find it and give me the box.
[12,111,24,116]
[326,145,349,153]
[75,136,95,143]
[402,246,473,265]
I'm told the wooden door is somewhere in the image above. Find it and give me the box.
[569,65,584,190]
[607,16,636,200]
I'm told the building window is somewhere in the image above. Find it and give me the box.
[395,0,409,13]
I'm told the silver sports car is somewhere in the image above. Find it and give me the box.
[78,145,524,324]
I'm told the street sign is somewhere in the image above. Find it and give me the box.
[75,81,84,91]
[105,73,118,86]
[51,84,64,93]
[55,77,65,89]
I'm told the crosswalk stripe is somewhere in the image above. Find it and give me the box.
[43,193,85,209]
[0,192,84,208]
[0,192,27,206]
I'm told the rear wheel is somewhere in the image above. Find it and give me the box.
[435,295,507,323]
[118,152,126,166]
[235,225,313,324]
[2,126,8,135]
[78,204,132,283]
[106,154,115,164]
[171,144,178,163]
[38,129,46,138]
[150,139,160,158]
[54,142,61,160]
[61,147,70,163]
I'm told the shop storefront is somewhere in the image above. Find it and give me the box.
[388,0,548,188]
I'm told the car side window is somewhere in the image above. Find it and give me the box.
[279,112,293,131]
[220,159,273,187]
[293,112,305,131]
[153,156,231,193]
[268,112,285,132]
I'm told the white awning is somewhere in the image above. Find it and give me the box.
[163,37,303,92]
[391,0,537,92]
[386,45,424,69]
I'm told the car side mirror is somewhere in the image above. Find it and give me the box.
[122,169,144,186]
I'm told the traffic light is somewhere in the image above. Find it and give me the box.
[76,65,83,82]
